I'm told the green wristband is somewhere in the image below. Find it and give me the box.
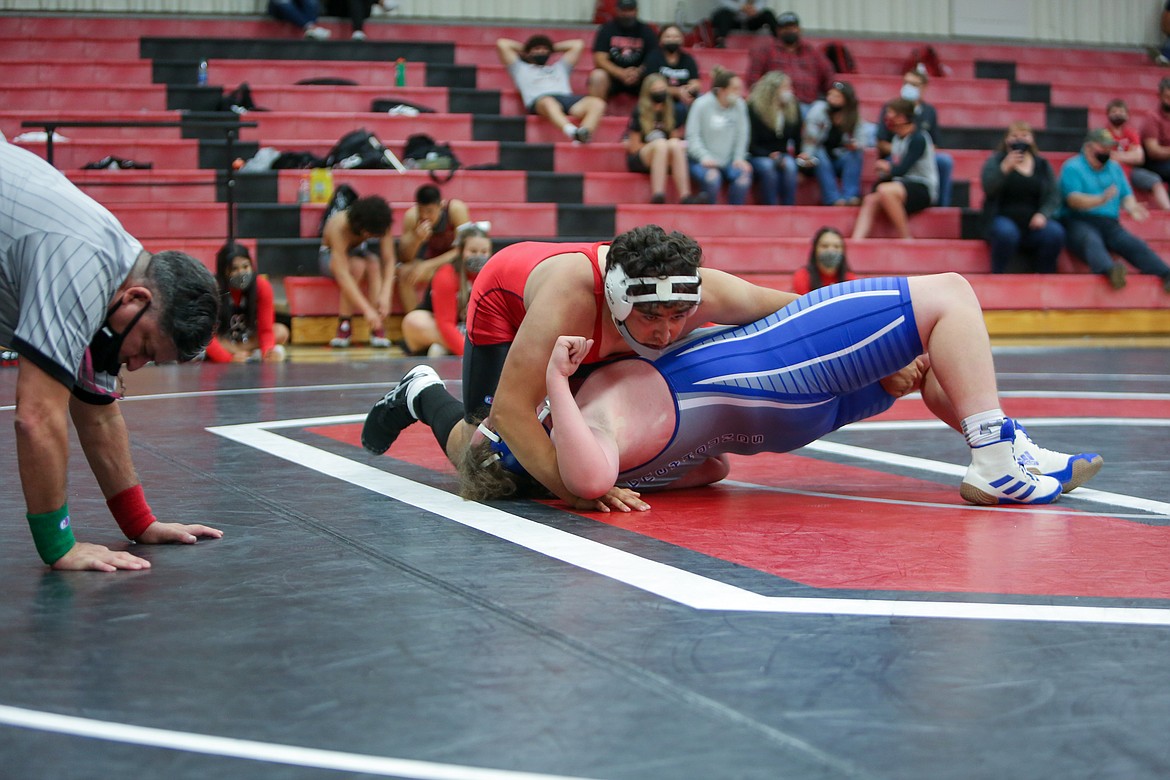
[27,504,76,565]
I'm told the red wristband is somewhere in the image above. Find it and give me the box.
[107,485,157,540]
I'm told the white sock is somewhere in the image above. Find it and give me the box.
[961,409,1007,448]
[563,123,578,139]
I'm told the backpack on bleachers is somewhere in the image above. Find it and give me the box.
[317,183,359,237]
[902,45,947,77]
[822,41,857,74]
[402,134,460,183]
[325,129,395,169]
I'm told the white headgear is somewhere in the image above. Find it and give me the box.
[603,263,701,322]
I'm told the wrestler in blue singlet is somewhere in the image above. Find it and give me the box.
[619,277,924,490]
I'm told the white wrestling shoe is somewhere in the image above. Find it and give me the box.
[1011,421,1103,493]
[960,419,1062,506]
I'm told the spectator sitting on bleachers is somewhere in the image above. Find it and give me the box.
[1106,98,1170,210]
[876,70,954,207]
[1057,129,1170,293]
[401,224,492,358]
[588,0,659,104]
[711,1,779,48]
[626,74,703,204]
[204,242,289,363]
[268,0,331,39]
[1138,77,1170,208]
[319,195,396,348]
[745,11,833,112]
[801,80,864,206]
[791,226,856,294]
[396,184,471,312]
[685,67,753,205]
[324,0,374,39]
[852,98,937,240]
[497,35,604,144]
[746,70,802,205]
[640,24,702,125]
[979,122,1065,274]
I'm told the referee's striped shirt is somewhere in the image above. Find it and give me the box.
[0,141,142,395]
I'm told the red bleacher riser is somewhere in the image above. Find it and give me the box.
[617,204,962,240]
[242,112,475,143]
[298,202,559,238]
[0,111,185,141]
[0,38,141,60]
[136,238,257,274]
[246,85,450,113]
[5,85,167,112]
[5,61,155,86]
[0,15,315,40]
[208,59,428,89]
[1052,85,1154,113]
[69,170,219,203]
[13,141,201,171]
[1015,62,1169,90]
[278,169,529,203]
[696,237,991,275]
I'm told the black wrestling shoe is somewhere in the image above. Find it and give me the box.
[361,365,442,454]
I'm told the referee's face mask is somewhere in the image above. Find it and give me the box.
[90,298,151,375]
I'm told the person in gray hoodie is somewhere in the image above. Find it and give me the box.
[685,67,753,204]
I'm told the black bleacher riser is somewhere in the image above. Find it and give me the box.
[527,172,583,204]
[168,85,228,111]
[498,142,553,171]
[256,239,320,277]
[557,205,615,239]
[139,38,455,65]
[448,88,500,115]
[198,138,261,171]
[425,64,477,89]
[1011,82,1050,103]
[1047,105,1088,131]
[950,180,970,209]
[472,116,525,143]
[960,209,983,240]
[237,204,301,238]
[974,61,1016,80]
[218,172,279,203]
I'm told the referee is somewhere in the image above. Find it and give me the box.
[1,141,222,571]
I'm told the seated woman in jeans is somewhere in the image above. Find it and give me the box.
[801,80,865,206]
[980,121,1065,273]
[746,70,802,205]
[685,67,752,205]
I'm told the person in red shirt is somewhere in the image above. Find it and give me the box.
[400,224,492,357]
[204,242,288,363]
[791,226,857,294]
[1108,98,1170,209]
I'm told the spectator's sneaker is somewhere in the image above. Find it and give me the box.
[361,365,442,454]
[369,329,392,348]
[959,419,1062,506]
[1108,262,1127,290]
[574,126,592,143]
[352,30,367,40]
[1011,421,1103,493]
[329,320,352,348]
[1,349,18,367]
[303,24,331,39]
[426,342,451,357]
[680,193,709,205]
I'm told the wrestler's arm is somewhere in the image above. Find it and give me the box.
[545,336,621,499]
[696,269,798,325]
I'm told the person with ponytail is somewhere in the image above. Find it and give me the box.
[204,242,288,363]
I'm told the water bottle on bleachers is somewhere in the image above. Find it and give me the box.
[197,59,209,86]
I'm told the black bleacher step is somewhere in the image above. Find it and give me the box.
[1047,105,1088,131]
[937,126,1083,152]
[498,141,554,171]
[199,137,261,170]
[168,85,228,112]
[140,38,455,66]
[960,209,983,241]
[557,204,615,239]
[974,61,1016,80]
[218,171,279,203]
[527,172,583,204]
[449,88,500,115]
[237,204,302,238]
[256,239,320,277]
[426,64,477,89]
[473,116,525,143]
[1011,82,1051,104]
[950,180,970,209]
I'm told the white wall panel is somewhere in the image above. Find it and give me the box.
[0,0,1160,46]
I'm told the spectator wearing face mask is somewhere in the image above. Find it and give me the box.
[641,24,702,124]
[745,11,834,111]
[1057,129,1170,292]
[1105,98,1170,210]
[791,226,856,294]
[400,224,493,357]
[204,242,288,363]
[497,35,606,144]
[852,98,938,240]
[876,70,954,207]
[588,0,659,102]
[1138,78,1170,209]
[686,67,753,205]
[801,80,865,206]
